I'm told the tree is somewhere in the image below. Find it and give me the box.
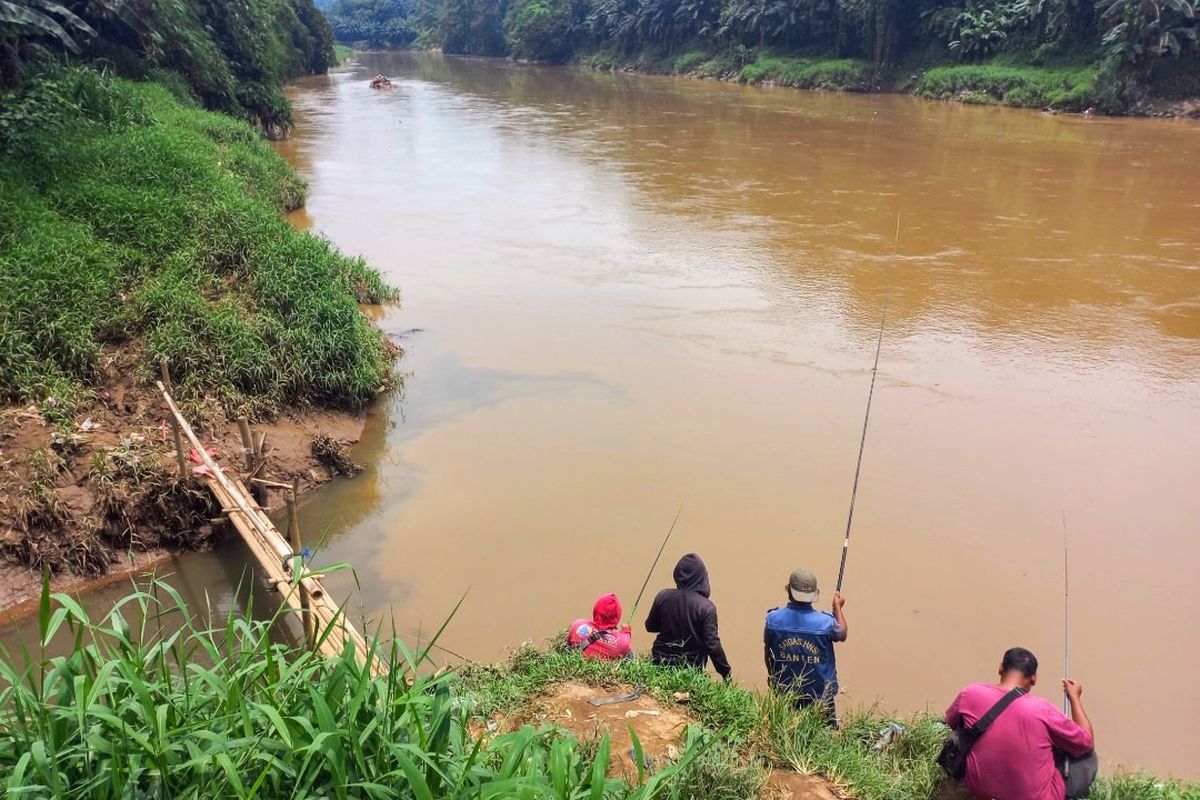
[1,0,112,85]
[506,0,575,61]
[1099,0,1198,74]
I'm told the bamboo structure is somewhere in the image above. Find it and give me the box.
[160,360,187,477]
[155,381,381,674]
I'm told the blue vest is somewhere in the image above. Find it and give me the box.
[764,602,840,703]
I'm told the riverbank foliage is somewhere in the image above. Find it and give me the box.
[3,582,1197,799]
[0,582,716,798]
[325,0,421,48]
[348,0,1200,112]
[0,67,395,420]
[0,0,336,132]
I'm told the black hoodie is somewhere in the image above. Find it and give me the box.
[644,553,731,678]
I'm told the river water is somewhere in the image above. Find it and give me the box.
[6,51,1199,777]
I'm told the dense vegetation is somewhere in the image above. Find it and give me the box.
[0,0,336,133]
[2,581,1197,799]
[0,583,703,797]
[0,67,395,422]
[333,0,1200,111]
[0,0,394,424]
[325,0,421,48]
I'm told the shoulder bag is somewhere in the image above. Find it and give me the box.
[937,687,1026,779]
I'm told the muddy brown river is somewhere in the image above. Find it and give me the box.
[6,51,1199,777]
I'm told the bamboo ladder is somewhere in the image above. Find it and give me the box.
[155,378,383,676]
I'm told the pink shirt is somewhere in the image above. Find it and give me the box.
[945,683,1094,800]
[567,619,632,660]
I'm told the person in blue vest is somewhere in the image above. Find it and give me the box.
[763,568,849,722]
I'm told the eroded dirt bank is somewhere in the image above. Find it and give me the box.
[0,344,388,619]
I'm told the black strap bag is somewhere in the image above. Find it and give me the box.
[1057,748,1100,799]
[937,688,1026,779]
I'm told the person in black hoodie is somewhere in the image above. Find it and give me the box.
[645,553,732,680]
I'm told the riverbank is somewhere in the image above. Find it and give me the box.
[3,579,1196,798]
[580,47,1200,117]
[0,393,373,616]
[0,66,399,615]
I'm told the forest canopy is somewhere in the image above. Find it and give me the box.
[322,0,1200,109]
[0,0,337,132]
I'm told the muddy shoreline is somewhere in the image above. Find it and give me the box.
[0,345,387,619]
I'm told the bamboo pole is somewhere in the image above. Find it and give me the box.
[250,431,268,506]
[237,418,254,472]
[208,475,353,659]
[160,360,187,478]
[154,381,381,673]
[285,483,316,649]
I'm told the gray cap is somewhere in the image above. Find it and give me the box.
[788,568,819,603]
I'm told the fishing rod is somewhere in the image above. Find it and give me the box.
[627,502,683,625]
[1062,511,1071,716]
[1062,511,1071,781]
[834,215,898,594]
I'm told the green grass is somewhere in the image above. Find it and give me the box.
[459,647,1200,800]
[915,60,1098,111]
[739,54,875,92]
[0,580,709,798]
[459,646,946,799]
[2,582,1196,799]
[672,50,710,74]
[333,43,355,65]
[0,67,396,421]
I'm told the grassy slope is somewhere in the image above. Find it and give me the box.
[912,57,1099,111]
[460,647,1200,800]
[1,579,1196,798]
[0,67,395,423]
[582,45,1113,111]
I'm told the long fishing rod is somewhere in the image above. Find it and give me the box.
[1062,511,1071,716]
[834,216,898,594]
[627,502,683,625]
[1062,511,1071,781]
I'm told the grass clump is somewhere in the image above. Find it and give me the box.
[0,67,396,420]
[458,645,1200,800]
[459,645,946,799]
[740,54,875,91]
[3,591,1196,799]
[0,581,712,798]
[672,50,711,74]
[915,60,1097,110]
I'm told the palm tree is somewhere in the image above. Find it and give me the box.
[1,0,123,85]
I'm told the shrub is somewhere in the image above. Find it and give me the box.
[0,68,396,418]
[0,581,707,798]
[916,61,1097,110]
[741,55,874,91]
[506,0,577,62]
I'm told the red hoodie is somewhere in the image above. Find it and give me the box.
[568,593,633,660]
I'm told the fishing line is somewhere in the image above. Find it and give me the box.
[834,214,897,593]
[627,502,683,625]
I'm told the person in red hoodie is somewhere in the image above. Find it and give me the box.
[567,593,633,660]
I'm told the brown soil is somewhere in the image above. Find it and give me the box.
[761,770,842,800]
[501,681,696,780]
[0,347,370,616]
[484,680,843,798]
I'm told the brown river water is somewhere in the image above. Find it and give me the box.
[5,51,1199,777]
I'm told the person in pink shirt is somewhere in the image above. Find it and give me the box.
[567,593,633,660]
[946,647,1095,800]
